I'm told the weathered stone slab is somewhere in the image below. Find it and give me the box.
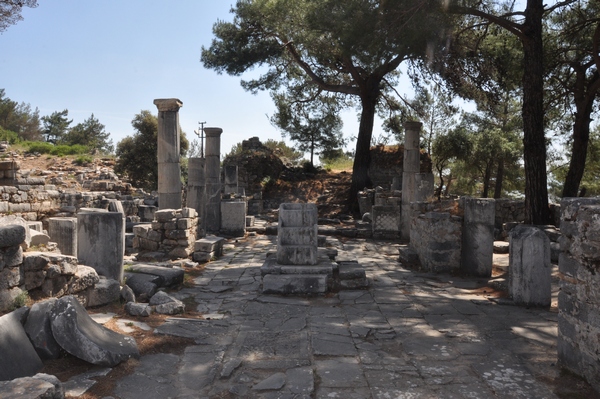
[0,373,64,399]
[262,274,327,295]
[50,296,139,366]
[0,309,43,381]
[124,273,159,301]
[77,211,125,282]
[149,291,184,315]
[125,264,184,287]
[86,277,120,307]
[24,298,62,360]
[509,225,551,307]
[194,236,225,253]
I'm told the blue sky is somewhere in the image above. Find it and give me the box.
[0,1,411,158]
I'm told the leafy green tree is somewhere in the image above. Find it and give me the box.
[545,1,600,197]
[201,0,447,208]
[431,126,472,199]
[270,94,344,166]
[446,0,574,224]
[115,111,188,191]
[0,90,42,141]
[62,113,113,153]
[0,0,38,32]
[551,125,600,198]
[41,109,72,144]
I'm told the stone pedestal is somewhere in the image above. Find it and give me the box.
[154,98,182,210]
[48,217,77,256]
[461,198,495,277]
[77,210,125,282]
[508,225,551,307]
[220,200,246,237]
[204,127,222,234]
[277,203,318,265]
[401,121,422,240]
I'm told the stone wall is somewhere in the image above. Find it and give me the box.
[0,223,100,312]
[557,198,600,393]
[133,208,198,260]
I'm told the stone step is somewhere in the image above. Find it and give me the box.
[262,273,328,295]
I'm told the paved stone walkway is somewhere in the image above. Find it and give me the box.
[113,235,562,399]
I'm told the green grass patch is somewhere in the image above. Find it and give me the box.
[22,141,90,156]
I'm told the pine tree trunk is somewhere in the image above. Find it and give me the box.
[562,72,597,198]
[522,0,551,224]
[482,163,492,198]
[494,158,504,199]
[348,93,376,210]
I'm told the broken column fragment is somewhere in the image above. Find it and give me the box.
[50,296,139,367]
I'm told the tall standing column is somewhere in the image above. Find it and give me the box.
[187,157,206,234]
[204,127,222,233]
[154,98,182,210]
[401,121,422,241]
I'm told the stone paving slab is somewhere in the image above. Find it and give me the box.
[110,235,574,398]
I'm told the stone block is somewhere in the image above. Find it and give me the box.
[0,224,26,249]
[277,245,318,266]
[194,236,225,253]
[86,277,121,307]
[77,211,125,282]
[180,207,197,218]
[51,296,139,366]
[126,264,184,287]
[0,373,64,398]
[124,273,159,301]
[262,274,327,295]
[278,226,318,246]
[0,309,43,381]
[132,224,152,239]
[26,221,43,233]
[220,201,246,236]
[67,265,100,294]
[1,245,23,269]
[461,197,495,277]
[155,209,177,222]
[48,217,77,256]
[278,203,318,228]
[509,225,551,307]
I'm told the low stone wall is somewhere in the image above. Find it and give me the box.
[0,224,100,312]
[558,198,600,392]
[133,208,198,259]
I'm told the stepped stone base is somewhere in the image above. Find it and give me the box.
[260,254,368,295]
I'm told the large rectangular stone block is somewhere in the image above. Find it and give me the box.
[220,201,246,236]
[77,211,125,282]
[509,225,551,307]
[262,274,327,295]
[276,245,318,266]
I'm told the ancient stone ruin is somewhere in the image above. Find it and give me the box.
[0,100,599,397]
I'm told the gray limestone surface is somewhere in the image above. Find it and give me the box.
[106,234,583,398]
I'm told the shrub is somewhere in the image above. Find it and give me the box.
[74,155,93,166]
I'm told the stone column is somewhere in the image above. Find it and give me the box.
[401,121,422,240]
[154,98,183,210]
[509,225,551,307]
[77,210,125,282]
[187,157,206,234]
[461,197,495,277]
[48,217,77,256]
[204,127,222,233]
